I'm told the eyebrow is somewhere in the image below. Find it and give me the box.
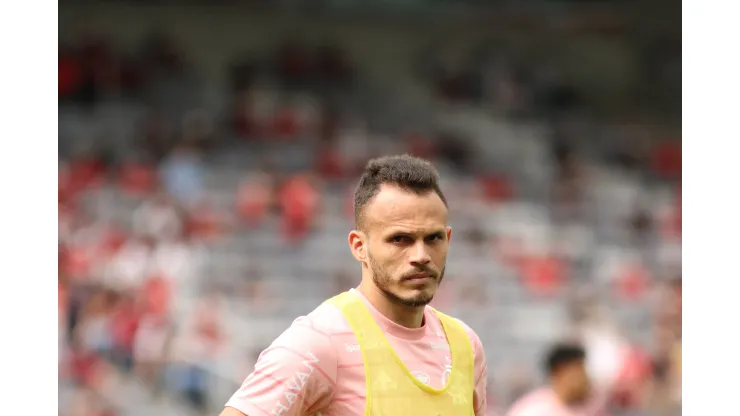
[386,229,446,237]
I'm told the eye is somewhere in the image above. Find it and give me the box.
[389,235,411,244]
[426,233,444,243]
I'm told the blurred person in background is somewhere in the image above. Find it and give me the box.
[277,171,321,244]
[221,155,488,416]
[159,139,205,207]
[507,344,601,416]
[167,294,225,413]
[132,189,184,242]
[132,306,174,396]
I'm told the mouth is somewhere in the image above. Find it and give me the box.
[404,273,434,282]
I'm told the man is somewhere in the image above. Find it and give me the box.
[221,155,488,416]
[506,344,602,416]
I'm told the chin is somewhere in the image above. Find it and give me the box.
[399,291,436,308]
[385,287,435,308]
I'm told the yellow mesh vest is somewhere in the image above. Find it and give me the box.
[327,291,475,416]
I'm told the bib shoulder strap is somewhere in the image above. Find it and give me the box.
[325,291,360,309]
[429,307,475,358]
[429,307,465,335]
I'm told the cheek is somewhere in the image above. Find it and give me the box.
[431,247,448,264]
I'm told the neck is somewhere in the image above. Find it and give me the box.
[357,280,426,329]
[550,380,575,408]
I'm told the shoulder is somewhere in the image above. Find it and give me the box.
[268,302,349,359]
[429,308,484,350]
[507,389,552,416]
[300,301,354,335]
[452,316,484,348]
[225,303,343,415]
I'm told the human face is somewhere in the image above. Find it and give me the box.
[350,184,452,308]
[562,359,592,404]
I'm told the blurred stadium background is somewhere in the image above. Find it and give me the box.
[58,1,681,415]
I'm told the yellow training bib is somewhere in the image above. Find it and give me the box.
[327,291,475,416]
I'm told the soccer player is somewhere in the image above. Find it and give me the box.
[221,155,488,416]
[506,344,600,416]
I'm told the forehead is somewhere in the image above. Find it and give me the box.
[365,184,448,232]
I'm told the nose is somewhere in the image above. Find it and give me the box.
[409,241,431,266]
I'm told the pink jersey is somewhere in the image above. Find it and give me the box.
[506,388,607,416]
[226,289,488,416]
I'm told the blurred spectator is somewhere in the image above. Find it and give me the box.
[67,336,105,388]
[507,343,602,416]
[614,261,650,301]
[168,296,224,412]
[479,174,515,204]
[186,200,225,242]
[133,311,173,393]
[102,236,153,291]
[315,141,346,180]
[520,254,568,297]
[159,141,205,205]
[236,168,275,226]
[117,158,158,196]
[76,290,116,358]
[109,294,139,371]
[132,191,183,241]
[278,173,320,243]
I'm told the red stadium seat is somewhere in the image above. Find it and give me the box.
[650,141,681,179]
[279,175,319,243]
[615,264,650,301]
[479,175,514,204]
[236,179,272,226]
[316,145,345,179]
[68,157,107,193]
[271,107,301,139]
[520,255,566,296]
[61,245,94,282]
[117,162,157,196]
[141,275,171,318]
[59,54,81,98]
[405,132,436,159]
[187,204,223,241]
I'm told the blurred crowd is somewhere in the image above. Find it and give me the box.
[58,4,681,416]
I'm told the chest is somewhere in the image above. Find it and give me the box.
[327,332,454,415]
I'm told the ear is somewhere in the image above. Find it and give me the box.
[348,230,367,263]
[446,225,453,242]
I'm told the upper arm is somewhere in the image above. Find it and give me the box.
[219,406,248,416]
[224,319,337,416]
[460,323,488,416]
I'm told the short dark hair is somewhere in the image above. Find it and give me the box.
[544,343,586,376]
[353,154,447,230]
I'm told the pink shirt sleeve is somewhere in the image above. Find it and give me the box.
[459,320,489,416]
[225,316,337,416]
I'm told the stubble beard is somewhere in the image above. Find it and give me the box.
[368,251,445,308]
